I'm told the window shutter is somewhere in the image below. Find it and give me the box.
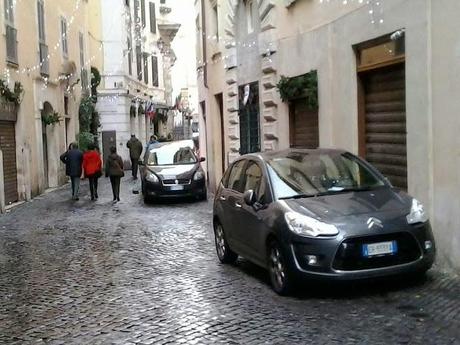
[143,53,148,84]
[151,56,158,87]
[149,2,156,33]
[127,38,132,75]
[141,0,146,28]
[136,45,142,81]
[37,1,45,42]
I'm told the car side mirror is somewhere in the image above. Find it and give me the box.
[243,189,256,206]
[199,157,206,162]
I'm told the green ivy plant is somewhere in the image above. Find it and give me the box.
[42,111,62,126]
[90,66,101,102]
[79,96,94,132]
[78,131,95,152]
[0,79,24,105]
[276,71,318,109]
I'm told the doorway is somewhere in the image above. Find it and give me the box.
[41,101,54,189]
[215,93,225,174]
[102,130,117,165]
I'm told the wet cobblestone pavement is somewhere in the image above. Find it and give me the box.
[0,178,460,344]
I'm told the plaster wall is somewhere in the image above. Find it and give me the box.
[430,0,460,269]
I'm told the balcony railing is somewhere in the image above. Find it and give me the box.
[6,25,18,65]
[39,43,49,76]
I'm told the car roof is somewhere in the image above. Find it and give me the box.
[150,139,195,149]
[237,148,349,162]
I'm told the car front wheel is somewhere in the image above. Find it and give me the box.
[268,241,293,295]
[214,223,237,264]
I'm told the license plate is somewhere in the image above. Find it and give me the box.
[169,185,184,191]
[362,241,397,257]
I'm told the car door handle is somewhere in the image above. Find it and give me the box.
[219,196,226,201]
[235,202,242,208]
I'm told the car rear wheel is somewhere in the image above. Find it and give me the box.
[214,223,237,264]
[268,241,293,295]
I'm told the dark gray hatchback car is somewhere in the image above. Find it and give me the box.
[213,149,436,295]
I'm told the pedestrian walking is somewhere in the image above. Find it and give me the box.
[126,134,143,179]
[143,135,159,161]
[105,146,124,203]
[82,143,102,201]
[60,142,83,200]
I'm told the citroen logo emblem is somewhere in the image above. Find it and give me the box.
[367,217,383,229]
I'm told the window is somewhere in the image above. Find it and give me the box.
[246,0,254,34]
[227,160,246,192]
[196,16,202,64]
[151,56,158,86]
[4,0,17,64]
[61,17,68,58]
[239,82,260,154]
[64,96,69,115]
[127,38,132,75]
[37,0,45,42]
[243,162,264,199]
[141,0,146,28]
[149,2,156,33]
[37,0,48,75]
[136,45,142,81]
[143,53,149,84]
[79,32,85,67]
[79,33,88,90]
[212,3,219,41]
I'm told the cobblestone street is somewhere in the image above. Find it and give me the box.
[0,178,459,345]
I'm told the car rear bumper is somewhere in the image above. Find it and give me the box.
[285,223,436,281]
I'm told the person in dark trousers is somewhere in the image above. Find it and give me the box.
[126,134,143,179]
[60,142,83,200]
[105,146,124,203]
[82,143,102,200]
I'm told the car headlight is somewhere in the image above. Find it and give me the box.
[193,170,204,181]
[406,198,428,224]
[284,212,339,238]
[146,171,159,183]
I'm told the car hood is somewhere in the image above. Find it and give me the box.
[282,188,412,221]
[147,164,197,179]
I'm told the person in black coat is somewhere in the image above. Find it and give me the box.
[105,146,124,203]
[60,142,83,200]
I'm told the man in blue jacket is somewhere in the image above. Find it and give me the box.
[60,142,83,200]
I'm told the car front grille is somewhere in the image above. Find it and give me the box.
[162,179,191,186]
[332,232,422,271]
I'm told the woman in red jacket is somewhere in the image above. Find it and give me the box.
[82,143,102,200]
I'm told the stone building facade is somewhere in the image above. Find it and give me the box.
[0,0,102,210]
[96,0,179,165]
[196,0,460,271]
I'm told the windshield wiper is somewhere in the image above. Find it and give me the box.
[279,193,317,200]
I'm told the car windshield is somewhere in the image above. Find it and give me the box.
[267,152,386,200]
[147,142,197,166]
